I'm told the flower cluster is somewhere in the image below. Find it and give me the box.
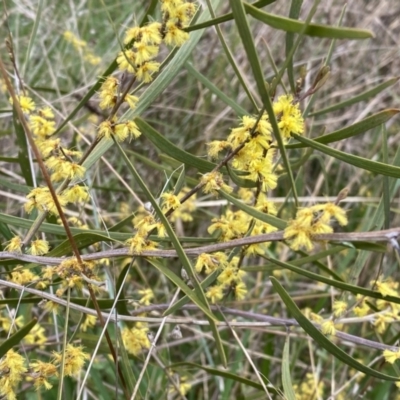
[0,344,88,398]
[206,95,303,194]
[122,323,151,356]
[198,256,248,303]
[283,202,348,251]
[97,1,196,142]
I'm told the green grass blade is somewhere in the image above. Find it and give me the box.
[112,139,227,367]
[265,256,400,306]
[287,109,400,149]
[0,318,37,357]
[218,190,287,229]
[186,0,277,32]
[286,0,303,92]
[185,62,248,116]
[245,3,374,39]
[146,258,216,321]
[282,336,296,400]
[167,362,275,392]
[292,133,400,178]
[13,110,33,187]
[309,78,399,117]
[270,277,399,381]
[135,117,217,173]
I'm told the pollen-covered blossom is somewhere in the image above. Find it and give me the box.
[332,300,348,317]
[208,209,249,242]
[195,253,223,274]
[0,349,27,400]
[9,268,40,285]
[170,187,196,223]
[138,288,154,305]
[163,21,189,46]
[10,95,36,114]
[29,360,58,390]
[321,320,336,336]
[125,232,158,254]
[284,202,348,251]
[29,115,56,138]
[292,373,324,400]
[63,185,90,203]
[383,348,400,364]
[272,94,304,139]
[160,191,181,213]
[80,315,97,332]
[28,239,49,256]
[24,187,68,215]
[206,285,224,304]
[204,257,248,303]
[5,236,23,253]
[114,121,141,141]
[200,171,232,195]
[373,277,399,298]
[122,326,151,356]
[207,140,231,160]
[52,344,89,377]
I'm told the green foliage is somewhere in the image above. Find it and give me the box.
[0,0,400,399]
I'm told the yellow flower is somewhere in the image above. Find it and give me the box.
[383,348,400,364]
[272,94,304,139]
[332,300,348,317]
[138,288,154,305]
[234,281,247,300]
[28,239,49,256]
[10,95,36,114]
[52,344,89,377]
[160,192,181,213]
[5,236,23,253]
[206,285,224,304]
[0,349,27,399]
[114,121,141,141]
[321,320,336,336]
[135,61,160,83]
[122,326,151,356]
[163,21,189,47]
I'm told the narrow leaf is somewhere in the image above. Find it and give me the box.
[287,109,400,149]
[167,362,275,392]
[292,133,400,178]
[309,78,399,117]
[245,3,374,39]
[282,336,296,400]
[0,318,37,357]
[271,277,399,381]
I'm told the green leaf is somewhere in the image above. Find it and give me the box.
[186,0,277,32]
[270,277,399,381]
[245,2,374,39]
[112,139,227,367]
[286,0,303,92]
[265,255,400,306]
[282,336,296,400]
[309,78,399,117]
[287,109,400,149]
[185,62,248,116]
[146,258,216,321]
[167,362,276,392]
[218,190,287,229]
[0,318,37,358]
[13,109,33,187]
[135,117,217,173]
[292,133,400,178]
[164,271,220,316]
